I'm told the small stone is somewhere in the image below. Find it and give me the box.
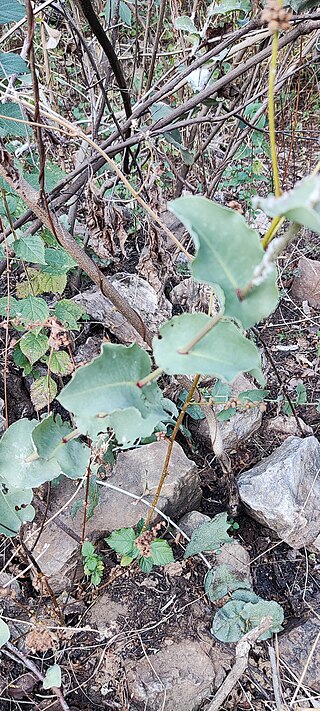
[178,511,210,539]
[291,256,320,307]
[278,617,320,692]
[86,593,128,636]
[74,336,102,365]
[191,374,262,454]
[125,640,229,711]
[30,441,201,593]
[238,436,320,549]
[265,415,313,437]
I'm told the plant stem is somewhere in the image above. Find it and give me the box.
[269,29,281,198]
[261,215,283,249]
[178,313,222,355]
[142,374,200,531]
[137,367,164,388]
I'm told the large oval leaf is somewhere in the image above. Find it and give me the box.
[169,197,279,328]
[153,313,263,383]
[0,419,61,489]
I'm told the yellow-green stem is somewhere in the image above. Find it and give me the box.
[269,30,280,198]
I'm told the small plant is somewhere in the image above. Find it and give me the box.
[81,541,104,586]
[106,519,174,573]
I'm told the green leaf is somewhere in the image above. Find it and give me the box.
[121,554,134,566]
[54,299,87,330]
[30,375,57,411]
[32,414,90,478]
[209,0,251,14]
[184,512,233,558]
[13,344,32,375]
[169,197,279,328]
[82,541,94,558]
[296,382,307,405]
[0,618,10,647]
[0,296,18,318]
[211,600,246,642]
[139,556,154,573]
[16,268,67,297]
[43,350,71,375]
[204,564,251,601]
[231,589,260,603]
[16,296,49,324]
[241,599,284,639]
[119,0,132,26]
[0,476,34,537]
[0,419,61,489]
[0,103,26,137]
[20,330,49,365]
[0,52,29,77]
[150,539,174,566]
[211,380,231,404]
[14,235,46,265]
[106,528,137,556]
[217,406,236,421]
[238,389,269,403]
[43,664,61,690]
[153,313,263,383]
[254,176,320,234]
[175,15,198,33]
[58,343,153,421]
[0,0,25,24]
[43,247,77,275]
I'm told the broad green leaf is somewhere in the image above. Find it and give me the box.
[121,554,134,566]
[209,0,251,13]
[217,406,236,421]
[43,664,61,690]
[14,235,46,265]
[0,52,29,77]
[43,247,77,275]
[0,419,61,489]
[231,589,260,603]
[139,556,154,573]
[16,268,67,297]
[0,476,34,537]
[211,380,231,404]
[0,103,26,137]
[54,299,87,330]
[119,0,132,26]
[16,296,49,324]
[204,564,251,601]
[254,176,320,234]
[211,600,246,642]
[0,0,25,24]
[58,343,154,420]
[241,600,284,639]
[30,375,57,410]
[32,414,90,478]
[82,541,94,557]
[43,350,71,375]
[20,330,49,365]
[0,296,18,317]
[153,313,263,383]
[13,344,32,375]
[169,197,279,328]
[0,618,10,647]
[150,539,174,566]
[184,512,232,558]
[238,389,269,403]
[175,15,198,33]
[106,527,137,556]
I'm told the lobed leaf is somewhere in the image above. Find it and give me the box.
[184,512,232,558]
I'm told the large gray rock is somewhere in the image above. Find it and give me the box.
[278,617,320,692]
[125,640,228,711]
[238,436,320,549]
[191,375,262,454]
[30,441,201,593]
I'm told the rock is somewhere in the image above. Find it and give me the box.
[265,415,313,437]
[74,273,172,347]
[238,436,320,549]
[30,441,201,593]
[191,375,262,454]
[291,256,320,307]
[125,640,228,711]
[170,278,219,313]
[74,335,102,365]
[278,617,320,692]
[86,592,128,638]
[178,511,251,582]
